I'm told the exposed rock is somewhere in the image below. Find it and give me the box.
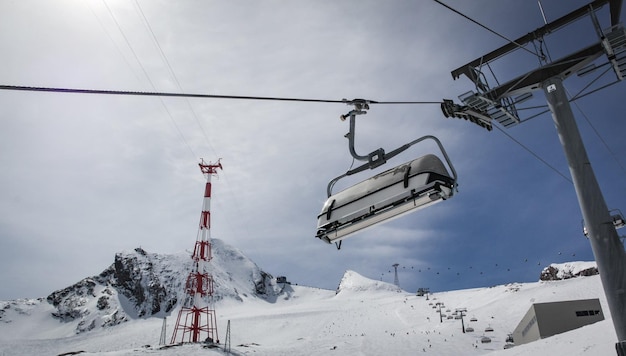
[255,271,273,295]
[77,319,96,333]
[96,252,176,317]
[540,262,598,281]
[47,278,97,322]
[96,296,109,311]
[540,266,560,281]
[43,238,284,334]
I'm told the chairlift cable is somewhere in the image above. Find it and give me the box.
[133,0,256,245]
[102,0,154,89]
[568,80,622,102]
[493,125,572,184]
[134,0,216,156]
[101,0,199,161]
[432,0,541,59]
[372,101,444,105]
[86,1,141,84]
[98,0,246,238]
[567,89,626,183]
[0,85,442,105]
[517,109,551,123]
[567,64,614,102]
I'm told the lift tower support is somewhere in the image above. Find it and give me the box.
[392,263,400,288]
[447,1,626,353]
[545,76,626,350]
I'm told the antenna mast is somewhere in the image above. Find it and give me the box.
[171,159,222,344]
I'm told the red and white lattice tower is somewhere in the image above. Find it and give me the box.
[171,159,222,344]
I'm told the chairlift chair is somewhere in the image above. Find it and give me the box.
[315,99,458,249]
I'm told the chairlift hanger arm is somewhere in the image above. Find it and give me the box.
[326,104,457,197]
[338,100,457,178]
[341,99,428,166]
[341,99,371,162]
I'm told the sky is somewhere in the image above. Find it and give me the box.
[1,0,625,300]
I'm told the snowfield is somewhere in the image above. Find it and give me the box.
[0,261,617,356]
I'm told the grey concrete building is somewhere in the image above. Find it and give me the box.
[512,298,604,346]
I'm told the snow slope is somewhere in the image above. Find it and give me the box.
[0,263,616,356]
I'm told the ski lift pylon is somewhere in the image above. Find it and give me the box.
[315,99,458,248]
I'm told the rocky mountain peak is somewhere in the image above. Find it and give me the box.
[44,239,284,334]
[540,261,599,281]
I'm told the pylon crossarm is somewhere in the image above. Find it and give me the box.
[451,0,614,81]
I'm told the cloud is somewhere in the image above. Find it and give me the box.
[0,0,624,300]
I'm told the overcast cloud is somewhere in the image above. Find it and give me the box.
[1,0,625,300]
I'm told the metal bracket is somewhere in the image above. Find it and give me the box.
[340,98,370,121]
[441,99,493,131]
[341,99,398,166]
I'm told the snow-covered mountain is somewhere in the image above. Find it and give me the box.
[336,269,401,294]
[540,261,599,281]
[0,241,616,356]
[2,239,282,336]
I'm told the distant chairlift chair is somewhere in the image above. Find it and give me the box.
[315,99,458,249]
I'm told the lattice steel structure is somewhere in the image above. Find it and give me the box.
[171,159,222,344]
